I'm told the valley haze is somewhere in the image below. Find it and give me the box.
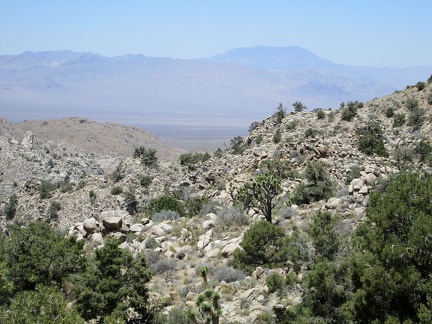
[1,46,431,150]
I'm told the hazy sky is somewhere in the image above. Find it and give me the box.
[1,0,431,67]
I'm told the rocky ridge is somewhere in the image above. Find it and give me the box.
[1,80,432,322]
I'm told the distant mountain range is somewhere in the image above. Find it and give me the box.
[1,46,431,131]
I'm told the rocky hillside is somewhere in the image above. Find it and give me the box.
[1,79,432,322]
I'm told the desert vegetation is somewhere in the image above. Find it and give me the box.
[1,77,432,322]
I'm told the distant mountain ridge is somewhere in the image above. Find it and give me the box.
[1,46,431,134]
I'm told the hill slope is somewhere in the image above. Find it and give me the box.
[1,78,432,322]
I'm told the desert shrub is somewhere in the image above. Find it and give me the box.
[111,186,123,195]
[308,211,339,261]
[140,174,153,188]
[39,180,56,199]
[152,210,181,223]
[152,258,177,275]
[133,146,158,167]
[123,188,138,214]
[248,121,260,133]
[416,81,426,91]
[317,109,326,119]
[76,180,86,190]
[414,140,432,163]
[259,159,296,180]
[214,148,223,158]
[341,101,362,121]
[293,101,307,113]
[345,172,432,323]
[357,121,388,157]
[292,161,335,205]
[305,128,318,138]
[393,146,414,168]
[185,196,208,217]
[255,134,263,145]
[408,106,425,130]
[385,106,395,118]
[47,201,61,221]
[393,113,406,127]
[274,103,286,123]
[230,136,245,154]
[273,128,282,144]
[427,92,432,105]
[89,190,96,205]
[266,272,285,294]
[147,195,185,217]
[4,194,18,220]
[215,205,249,226]
[286,120,298,130]
[0,222,84,292]
[2,284,85,323]
[179,152,211,166]
[111,165,124,183]
[405,97,419,111]
[72,239,153,322]
[213,266,246,283]
[345,166,361,185]
[60,181,73,193]
[232,221,288,274]
[153,305,192,324]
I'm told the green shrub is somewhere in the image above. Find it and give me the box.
[140,174,153,188]
[214,148,223,158]
[317,109,326,119]
[385,106,395,118]
[147,195,185,218]
[111,165,124,183]
[179,152,211,166]
[259,159,296,180]
[427,92,432,105]
[185,196,208,217]
[293,101,307,113]
[405,97,419,111]
[2,285,85,323]
[414,140,432,163]
[266,272,285,294]
[39,180,55,199]
[111,186,123,195]
[345,172,432,323]
[286,120,298,130]
[408,107,425,130]
[123,188,138,214]
[393,113,406,127]
[72,239,153,322]
[292,161,335,205]
[308,212,339,261]
[357,121,388,157]
[305,128,318,138]
[47,201,61,221]
[255,134,263,145]
[230,136,245,154]
[134,146,158,167]
[4,194,18,220]
[273,128,282,143]
[274,103,286,123]
[248,121,260,132]
[416,81,426,91]
[341,101,362,121]
[0,222,84,292]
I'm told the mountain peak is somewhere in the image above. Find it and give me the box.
[205,45,337,71]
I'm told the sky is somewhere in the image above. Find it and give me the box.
[1,0,431,68]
